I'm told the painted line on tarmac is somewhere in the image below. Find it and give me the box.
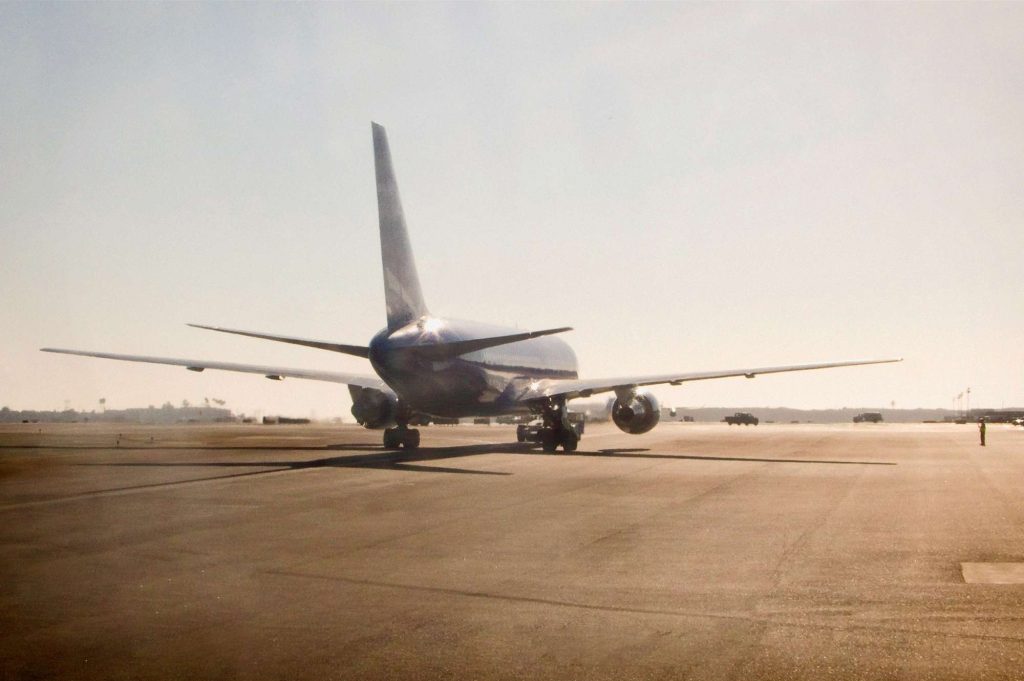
[265,568,1024,644]
[0,445,517,511]
[0,467,304,511]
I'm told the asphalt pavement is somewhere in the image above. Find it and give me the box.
[2,421,1022,680]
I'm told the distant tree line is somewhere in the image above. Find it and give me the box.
[0,405,235,424]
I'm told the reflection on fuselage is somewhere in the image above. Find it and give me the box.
[368,318,578,417]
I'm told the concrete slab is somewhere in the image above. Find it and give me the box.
[961,562,1024,584]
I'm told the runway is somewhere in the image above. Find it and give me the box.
[2,422,1023,680]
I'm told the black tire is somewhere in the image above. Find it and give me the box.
[403,429,420,450]
[561,431,578,452]
[541,430,557,453]
[516,425,526,443]
[383,429,398,449]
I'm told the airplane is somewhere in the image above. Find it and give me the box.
[42,123,901,452]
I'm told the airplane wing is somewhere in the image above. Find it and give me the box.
[517,358,903,402]
[40,348,392,392]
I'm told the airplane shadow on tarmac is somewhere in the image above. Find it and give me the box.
[74,439,895,483]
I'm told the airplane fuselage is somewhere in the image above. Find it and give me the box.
[368,317,578,417]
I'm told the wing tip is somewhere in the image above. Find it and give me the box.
[530,326,573,338]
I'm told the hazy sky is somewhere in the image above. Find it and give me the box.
[2,3,1022,418]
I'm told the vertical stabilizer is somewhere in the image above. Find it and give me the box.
[373,123,428,332]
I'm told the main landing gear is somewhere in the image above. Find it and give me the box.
[520,398,581,453]
[383,402,420,450]
[383,427,419,450]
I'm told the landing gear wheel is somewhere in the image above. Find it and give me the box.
[383,427,420,450]
[536,397,585,453]
[516,425,527,443]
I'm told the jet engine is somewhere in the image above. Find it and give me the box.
[348,386,398,430]
[611,390,661,434]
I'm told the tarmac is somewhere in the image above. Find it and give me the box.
[1,421,1023,680]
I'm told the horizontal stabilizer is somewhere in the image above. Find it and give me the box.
[406,327,573,360]
[188,324,369,358]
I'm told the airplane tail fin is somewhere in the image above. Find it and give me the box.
[373,123,429,332]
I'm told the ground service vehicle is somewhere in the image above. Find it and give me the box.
[853,412,883,423]
[723,412,759,426]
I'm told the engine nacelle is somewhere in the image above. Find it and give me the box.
[612,390,661,434]
[349,386,398,430]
